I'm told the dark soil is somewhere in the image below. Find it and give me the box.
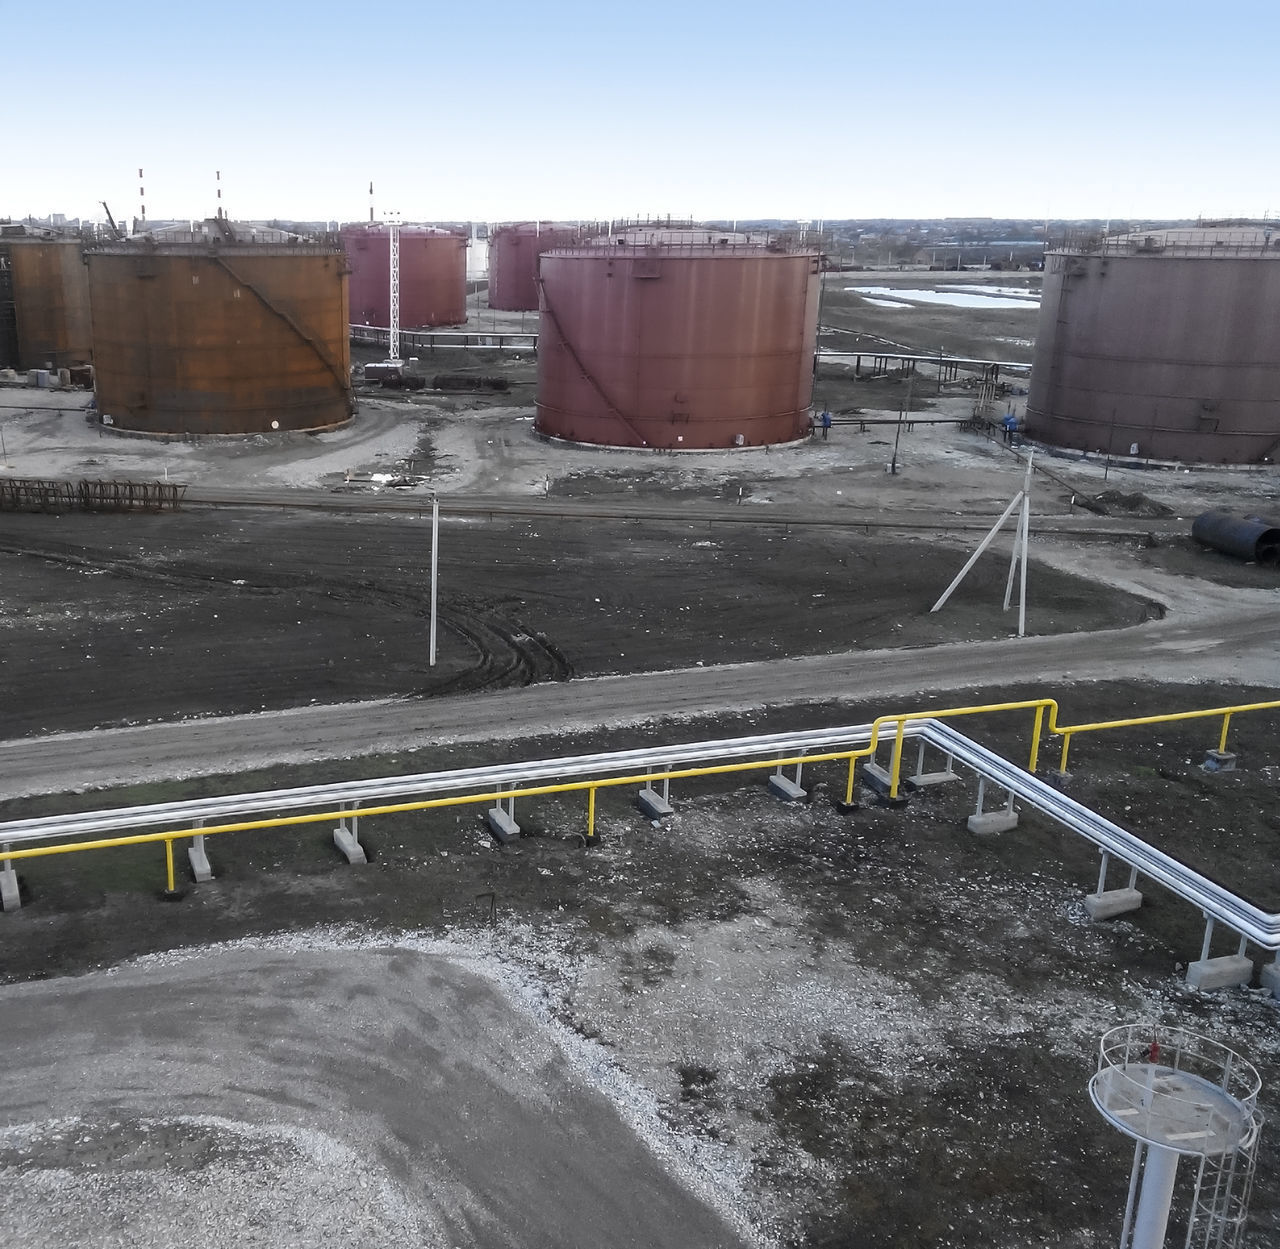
[0,508,1154,738]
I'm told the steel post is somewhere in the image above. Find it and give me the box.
[1131,1144,1179,1249]
[429,496,439,666]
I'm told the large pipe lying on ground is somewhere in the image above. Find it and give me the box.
[1192,510,1280,564]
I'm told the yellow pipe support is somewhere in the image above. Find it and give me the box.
[1029,704,1045,773]
[1219,713,1233,754]
[844,756,857,807]
[587,786,597,840]
[1059,733,1073,775]
[164,838,176,894]
[889,719,907,798]
[1052,699,1280,738]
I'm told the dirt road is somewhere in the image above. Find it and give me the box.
[0,945,748,1249]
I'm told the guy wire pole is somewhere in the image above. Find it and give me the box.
[1003,449,1035,618]
[930,491,1024,614]
[429,496,439,666]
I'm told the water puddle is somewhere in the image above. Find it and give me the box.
[846,286,1040,310]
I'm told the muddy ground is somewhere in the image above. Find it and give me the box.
[0,508,1156,738]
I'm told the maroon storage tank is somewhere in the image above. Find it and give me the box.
[341,224,467,327]
[1027,227,1280,463]
[87,230,352,436]
[535,242,820,450]
[488,222,580,311]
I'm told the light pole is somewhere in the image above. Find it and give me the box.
[429,495,439,666]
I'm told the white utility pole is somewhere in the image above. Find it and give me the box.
[429,495,439,666]
[931,450,1035,637]
[388,213,401,363]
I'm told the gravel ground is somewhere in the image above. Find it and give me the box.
[0,942,750,1249]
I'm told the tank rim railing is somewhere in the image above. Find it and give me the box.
[1051,231,1278,260]
[1096,1023,1263,1114]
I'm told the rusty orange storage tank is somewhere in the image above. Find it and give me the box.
[1028,227,1280,463]
[86,231,353,435]
[341,224,467,327]
[535,242,820,449]
[0,231,92,370]
[487,222,581,311]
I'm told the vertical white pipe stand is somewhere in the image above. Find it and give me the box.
[1130,1144,1179,1249]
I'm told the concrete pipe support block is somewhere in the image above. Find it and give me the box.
[1185,954,1252,992]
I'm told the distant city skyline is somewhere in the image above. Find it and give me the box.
[5,1,1274,226]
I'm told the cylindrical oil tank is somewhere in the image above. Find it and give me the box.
[341,224,467,327]
[1027,228,1280,463]
[487,222,581,311]
[86,239,353,435]
[0,233,92,371]
[535,243,821,450]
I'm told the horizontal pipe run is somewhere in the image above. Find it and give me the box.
[4,696,1280,951]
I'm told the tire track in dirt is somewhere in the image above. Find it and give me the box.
[0,538,572,698]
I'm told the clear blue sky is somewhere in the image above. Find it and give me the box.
[5,0,1273,224]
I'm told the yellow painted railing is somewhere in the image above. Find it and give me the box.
[3,695,1278,894]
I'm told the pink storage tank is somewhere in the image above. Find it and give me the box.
[341,224,467,328]
[488,222,581,311]
[535,242,820,450]
[1028,227,1280,463]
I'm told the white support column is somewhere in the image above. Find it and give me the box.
[187,818,212,883]
[487,787,520,842]
[1084,850,1143,920]
[333,801,367,865]
[638,763,674,819]
[1131,1144,1180,1249]
[768,762,807,802]
[967,778,1018,835]
[0,842,19,912]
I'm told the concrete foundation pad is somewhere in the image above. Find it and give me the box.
[767,774,807,802]
[636,788,674,819]
[860,761,911,800]
[187,843,213,884]
[1084,887,1143,920]
[909,769,959,788]
[1260,964,1280,998]
[0,869,19,913]
[966,809,1019,835]
[486,807,521,844]
[332,826,367,865]
[1201,750,1237,773]
[1186,954,1252,991]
